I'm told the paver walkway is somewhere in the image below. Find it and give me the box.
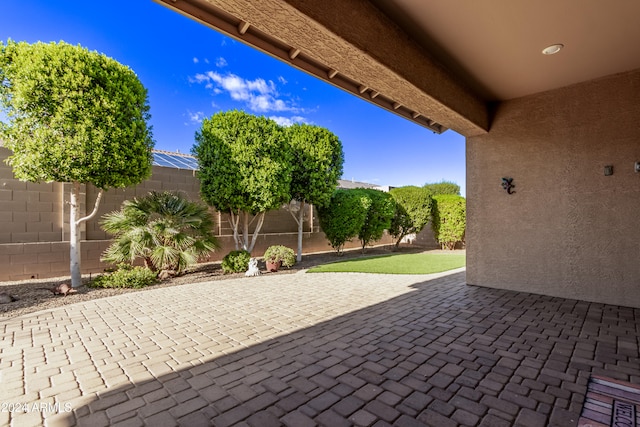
[1,269,639,427]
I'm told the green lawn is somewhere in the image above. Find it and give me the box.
[307,252,465,274]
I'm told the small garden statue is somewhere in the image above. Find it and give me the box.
[245,258,261,277]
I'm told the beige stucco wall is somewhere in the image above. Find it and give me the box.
[467,69,640,308]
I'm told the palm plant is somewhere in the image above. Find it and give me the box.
[101,191,219,274]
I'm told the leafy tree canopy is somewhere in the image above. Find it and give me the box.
[318,189,369,254]
[431,194,466,250]
[389,186,434,247]
[286,123,344,261]
[287,123,344,208]
[0,40,154,189]
[357,188,395,251]
[424,180,460,196]
[193,110,292,214]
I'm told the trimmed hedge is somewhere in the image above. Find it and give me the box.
[389,186,434,248]
[357,189,395,251]
[318,188,395,254]
[317,189,369,254]
[431,195,466,250]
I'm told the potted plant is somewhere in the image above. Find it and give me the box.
[263,245,296,272]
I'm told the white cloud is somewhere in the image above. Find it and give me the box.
[190,74,208,84]
[187,110,205,124]
[278,76,288,85]
[193,71,301,113]
[269,115,309,127]
[215,57,228,67]
[193,57,199,64]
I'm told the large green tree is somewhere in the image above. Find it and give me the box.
[317,189,369,255]
[389,186,434,249]
[0,40,154,287]
[193,110,292,253]
[431,194,466,250]
[286,124,344,261]
[357,189,395,252]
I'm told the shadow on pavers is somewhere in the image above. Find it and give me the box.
[59,272,639,427]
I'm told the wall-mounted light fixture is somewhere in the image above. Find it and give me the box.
[501,177,515,194]
[635,162,640,173]
[604,165,613,176]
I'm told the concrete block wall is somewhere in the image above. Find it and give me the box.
[0,241,104,281]
[85,167,201,240]
[1,147,65,245]
[0,147,428,281]
[414,222,440,249]
[1,234,395,281]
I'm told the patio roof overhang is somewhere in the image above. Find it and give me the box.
[154,0,640,140]
[153,0,490,137]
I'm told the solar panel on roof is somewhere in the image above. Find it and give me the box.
[152,151,199,170]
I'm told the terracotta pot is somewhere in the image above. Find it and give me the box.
[266,260,282,272]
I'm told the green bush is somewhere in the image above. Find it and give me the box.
[318,189,369,254]
[100,191,219,274]
[389,186,434,249]
[89,264,157,289]
[431,195,466,250]
[263,245,296,268]
[357,189,395,252]
[318,188,397,254]
[424,180,461,196]
[221,250,251,273]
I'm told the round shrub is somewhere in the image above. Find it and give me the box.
[221,250,251,273]
[389,186,434,249]
[317,189,369,254]
[431,195,466,250]
[89,264,157,289]
[263,245,296,268]
[356,189,395,251]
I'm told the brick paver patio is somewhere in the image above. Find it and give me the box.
[1,269,639,427]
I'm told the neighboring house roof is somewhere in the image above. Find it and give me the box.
[337,180,391,192]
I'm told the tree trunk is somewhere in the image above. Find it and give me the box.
[70,182,104,288]
[286,200,307,263]
[229,210,267,254]
[296,201,305,262]
[229,209,241,250]
[69,182,82,288]
[247,212,265,253]
[242,212,250,251]
[393,234,404,251]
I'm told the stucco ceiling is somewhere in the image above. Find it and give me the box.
[371,0,640,101]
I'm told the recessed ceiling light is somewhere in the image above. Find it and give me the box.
[542,44,564,55]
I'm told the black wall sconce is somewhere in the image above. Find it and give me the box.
[501,177,515,194]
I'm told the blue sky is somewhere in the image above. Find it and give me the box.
[1,0,466,194]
